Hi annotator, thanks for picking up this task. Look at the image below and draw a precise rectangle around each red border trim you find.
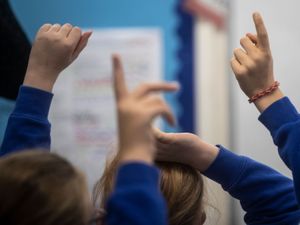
[183,0,226,29]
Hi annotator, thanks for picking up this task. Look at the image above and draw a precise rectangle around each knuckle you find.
[252,54,263,63]
[233,48,241,55]
[154,107,165,115]
[140,83,151,91]
[246,61,256,71]
[36,33,52,42]
[73,26,81,31]
[40,24,51,30]
[263,52,272,60]
[240,37,247,45]
[158,103,168,113]
[64,23,72,28]
[51,33,62,42]
[237,68,248,77]
[35,33,45,41]
[230,57,236,64]
[117,101,129,111]
[72,26,82,34]
[260,32,268,39]
[153,96,163,104]
[63,40,75,49]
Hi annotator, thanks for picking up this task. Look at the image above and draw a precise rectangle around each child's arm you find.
[258,95,300,206]
[105,55,178,225]
[24,23,92,92]
[231,12,300,205]
[0,24,92,156]
[154,130,300,224]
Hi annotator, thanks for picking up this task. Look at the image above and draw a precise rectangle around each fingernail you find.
[253,12,259,18]
[112,53,120,59]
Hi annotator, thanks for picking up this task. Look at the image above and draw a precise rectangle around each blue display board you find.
[10,0,195,132]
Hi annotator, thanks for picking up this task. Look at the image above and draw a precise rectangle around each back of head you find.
[157,162,205,225]
[94,154,205,225]
[0,150,91,225]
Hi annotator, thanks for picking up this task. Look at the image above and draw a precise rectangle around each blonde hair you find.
[94,153,205,225]
[0,150,91,225]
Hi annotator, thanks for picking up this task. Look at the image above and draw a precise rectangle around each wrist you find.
[254,88,285,113]
[191,141,219,172]
[119,147,154,165]
[23,70,58,92]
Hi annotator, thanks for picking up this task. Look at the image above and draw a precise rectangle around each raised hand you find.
[24,23,92,92]
[153,128,219,172]
[231,12,274,97]
[113,55,179,164]
[231,12,284,111]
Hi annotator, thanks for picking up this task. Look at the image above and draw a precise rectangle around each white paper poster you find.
[199,0,229,13]
[49,28,163,190]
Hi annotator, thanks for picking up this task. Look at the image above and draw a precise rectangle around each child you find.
[0,23,178,225]
[98,124,300,224]
[95,59,205,225]
[0,23,92,155]
[231,12,300,205]
[0,23,97,225]
[94,144,206,225]
[0,150,94,225]
[104,55,179,225]
[155,129,300,224]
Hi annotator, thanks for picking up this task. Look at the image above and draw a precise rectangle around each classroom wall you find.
[229,0,300,223]
[10,0,179,81]
[195,19,231,225]
[9,0,182,132]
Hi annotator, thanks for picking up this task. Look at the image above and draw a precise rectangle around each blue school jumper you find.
[259,97,300,206]
[1,86,300,225]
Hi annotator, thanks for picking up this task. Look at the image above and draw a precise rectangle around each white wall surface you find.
[195,19,231,225]
[230,0,300,223]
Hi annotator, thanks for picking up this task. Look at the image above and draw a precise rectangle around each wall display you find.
[50,29,163,189]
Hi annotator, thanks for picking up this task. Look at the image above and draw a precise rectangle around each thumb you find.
[153,127,173,144]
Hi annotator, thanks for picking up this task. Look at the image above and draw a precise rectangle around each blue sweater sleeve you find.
[106,163,167,225]
[203,146,300,225]
[0,86,53,156]
[259,97,300,204]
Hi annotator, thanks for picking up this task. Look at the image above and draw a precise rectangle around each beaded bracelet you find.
[248,81,280,103]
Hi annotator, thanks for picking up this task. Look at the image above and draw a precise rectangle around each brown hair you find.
[94,153,205,225]
[0,150,91,225]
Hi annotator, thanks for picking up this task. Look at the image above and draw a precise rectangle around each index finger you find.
[112,54,128,100]
[253,12,270,50]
